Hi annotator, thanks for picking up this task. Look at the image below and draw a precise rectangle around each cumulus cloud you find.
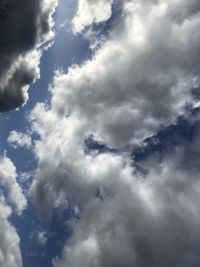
[0,155,27,215]
[0,196,23,267]
[27,0,200,266]
[8,130,32,149]
[0,0,58,112]
[72,0,114,33]
[29,107,200,267]
[0,156,27,266]
[51,0,200,147]
[53,150,200,267]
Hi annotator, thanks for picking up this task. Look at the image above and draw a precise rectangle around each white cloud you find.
[0,196,23,267]
[36,230,48,246]
[53,149,200,267]
[72,0,114,33]
[50,0,200,148]
[53,236,99,267]
[0,155,27,215]
[8,130,32,149]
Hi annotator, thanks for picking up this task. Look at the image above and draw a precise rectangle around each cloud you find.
[72,0,114,33]
[29,114,200,265]
[0,156,27,266]
[0,196,23,267]
[27,0,200,266]
[50,0,200,147]
[36,230,48,246]
[8,130,32,149]
[0,0,58,112]
[52,149,200,267]
[0,155,27,215]
[30,228,49,247]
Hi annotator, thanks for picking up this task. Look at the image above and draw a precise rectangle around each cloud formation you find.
[8,130,32,149]
[27,0,200,266]
[30,105,200,267]
[53,149,200,267]
[72,0,114,33]
[0,155,27,267]
[0,0,58,112]
[0,155,27,215]
[0,196,23,267]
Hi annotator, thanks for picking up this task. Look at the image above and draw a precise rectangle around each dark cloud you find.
[0,0,57,112]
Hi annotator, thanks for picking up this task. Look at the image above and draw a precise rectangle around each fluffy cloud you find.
[28,0,200,266]
[0,155,27,215]
[53,149,200,267]
[0,196,23,267]
[29,107,200,266]
[0,155,26,267]
[51,0,200,147]
[8,130,32,149]
[36,230,48,246]
[72,0,114,33]
[0,0,58,112]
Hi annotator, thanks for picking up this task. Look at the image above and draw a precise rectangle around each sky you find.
[1,0,200,267]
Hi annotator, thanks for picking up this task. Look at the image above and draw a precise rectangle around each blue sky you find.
[1,1,200,267]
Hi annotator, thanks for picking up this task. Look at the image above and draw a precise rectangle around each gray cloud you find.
[0,155,27,215]
[50,148,200,267]
[0,0,57,112]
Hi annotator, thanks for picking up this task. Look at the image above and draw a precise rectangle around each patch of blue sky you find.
[84,111,200,178]
[132,116,196,162]
[84,134,119,155]
[10,203,74,267]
